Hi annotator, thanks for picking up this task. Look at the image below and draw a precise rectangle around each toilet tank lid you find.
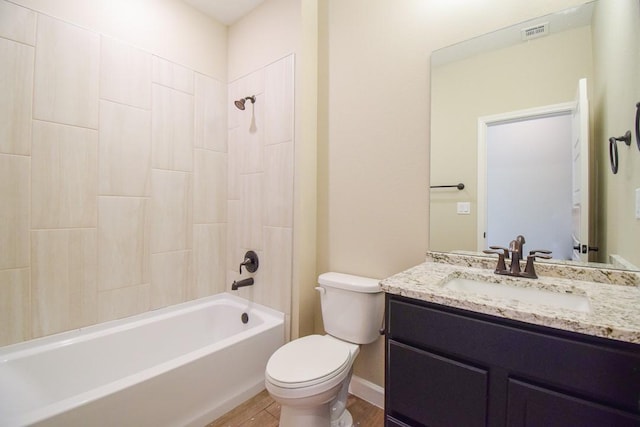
[318,272,382,293]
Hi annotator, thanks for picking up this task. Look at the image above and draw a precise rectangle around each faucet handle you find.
[239,250,259,274]
[521,251,552,279]
[483,248,508,273]
[489,246,510,259]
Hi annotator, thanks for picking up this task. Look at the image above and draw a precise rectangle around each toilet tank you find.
[317,272,384,345]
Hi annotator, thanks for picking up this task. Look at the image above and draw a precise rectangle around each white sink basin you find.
[444,277,591,313]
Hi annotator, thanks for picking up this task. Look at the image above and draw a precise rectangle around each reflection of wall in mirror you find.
[430,25,593,252]
[592,0,640,267]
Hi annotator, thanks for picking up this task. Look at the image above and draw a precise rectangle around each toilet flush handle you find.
[314,286,325,295]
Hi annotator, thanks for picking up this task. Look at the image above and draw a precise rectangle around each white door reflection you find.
[485,113,573,259]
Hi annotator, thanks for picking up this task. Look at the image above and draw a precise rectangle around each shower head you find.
[234,96,256,111]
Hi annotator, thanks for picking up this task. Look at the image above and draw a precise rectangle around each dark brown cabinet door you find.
[387,341,488,427]
[506,379,640,427]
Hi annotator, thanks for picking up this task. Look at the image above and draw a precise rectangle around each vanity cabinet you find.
[384,294,640,427]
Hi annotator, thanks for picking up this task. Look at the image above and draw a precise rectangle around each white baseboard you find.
[348,375,384,409]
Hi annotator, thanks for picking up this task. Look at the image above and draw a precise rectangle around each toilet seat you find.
[266,335,352,389]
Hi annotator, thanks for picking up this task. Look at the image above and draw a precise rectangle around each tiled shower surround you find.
[0,1,294,346]
[226,56,295,336]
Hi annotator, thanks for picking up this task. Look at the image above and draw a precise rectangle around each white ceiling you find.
[183,0,265,25]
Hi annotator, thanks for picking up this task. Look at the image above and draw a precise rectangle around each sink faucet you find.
[484,235,551,279]
[515,235,525,258]
[508,239,522,275]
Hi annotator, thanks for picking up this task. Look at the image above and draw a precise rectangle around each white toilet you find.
[265,272,384,427]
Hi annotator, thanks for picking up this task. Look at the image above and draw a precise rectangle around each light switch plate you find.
[636,188,640,219]
[457,202,471,215]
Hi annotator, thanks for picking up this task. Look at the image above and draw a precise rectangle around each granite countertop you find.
[380,252,640,344]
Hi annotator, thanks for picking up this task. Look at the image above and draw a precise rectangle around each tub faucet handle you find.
[239,250,259,274]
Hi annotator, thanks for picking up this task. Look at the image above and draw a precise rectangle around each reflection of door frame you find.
[477,102,574,252]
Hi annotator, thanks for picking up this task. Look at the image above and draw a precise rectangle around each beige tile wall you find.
[0,36,33,156]
[98,100,151,196]
[31,121,98,229]
[227,55,295,334]
[0,2,295,347]
[33,14,100,129]
[0,2,233,346]
[0,155,29,270]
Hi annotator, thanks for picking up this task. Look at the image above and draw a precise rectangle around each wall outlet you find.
[457,202,471,215]
[636,188,640,219]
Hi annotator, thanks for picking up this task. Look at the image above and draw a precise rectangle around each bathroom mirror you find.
[429,0,640,271]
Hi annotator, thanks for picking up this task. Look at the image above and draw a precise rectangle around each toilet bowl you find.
[266,335,359,427]
[265,273,384,427]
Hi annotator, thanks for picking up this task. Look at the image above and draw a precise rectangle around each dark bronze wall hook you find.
[608,131,632,174]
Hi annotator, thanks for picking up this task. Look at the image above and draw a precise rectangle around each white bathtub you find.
[0,293,284,427]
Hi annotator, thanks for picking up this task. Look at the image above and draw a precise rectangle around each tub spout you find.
[231,277,254,291]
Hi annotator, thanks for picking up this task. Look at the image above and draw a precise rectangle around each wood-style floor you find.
[207,389,384,427]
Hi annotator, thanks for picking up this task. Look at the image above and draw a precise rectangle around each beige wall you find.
[320,0,588,389]
[228,0,300,82]
[295,0,323,338]
[592,0,640,267]
[431,26,593,252]
[8,0,227,80]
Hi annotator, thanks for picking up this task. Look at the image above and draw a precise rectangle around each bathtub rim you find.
[0,292,283,360]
